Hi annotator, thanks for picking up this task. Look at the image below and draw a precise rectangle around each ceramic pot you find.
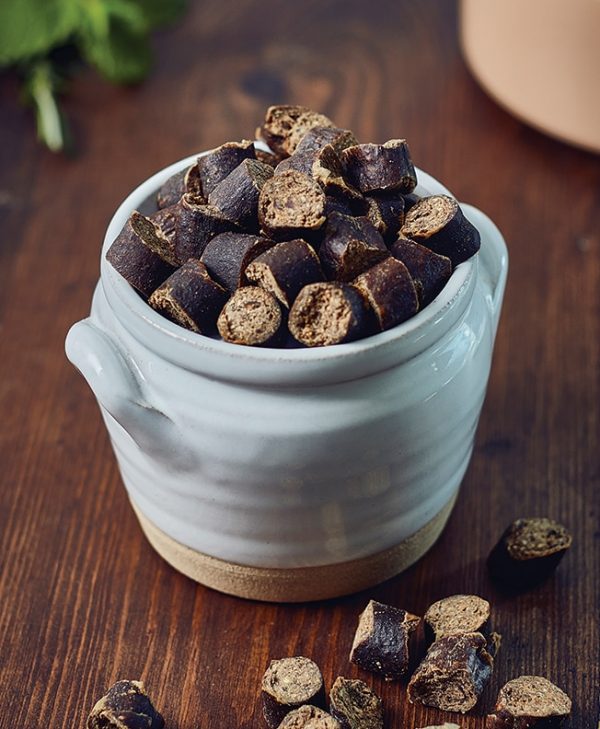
[65,151,508,601]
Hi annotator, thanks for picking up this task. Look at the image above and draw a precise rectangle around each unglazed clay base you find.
[132,496,456,602]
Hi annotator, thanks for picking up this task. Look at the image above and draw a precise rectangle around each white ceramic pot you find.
[65,151,508,601]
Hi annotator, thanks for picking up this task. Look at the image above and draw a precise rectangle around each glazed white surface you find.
[66,154,508,569]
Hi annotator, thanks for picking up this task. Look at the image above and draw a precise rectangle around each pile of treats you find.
[107,105,482,347]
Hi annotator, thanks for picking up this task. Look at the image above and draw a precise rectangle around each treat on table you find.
[329,677,383,729]
[200,232,275,292]
[390,236,452,305]
[319,212,388,282]
[278,705,341,729]
[217,286,283,346]
[149,260,228,334]
[87,679,164,729]
[208,158,274,229]
[424,594,491,642]
[261,656,325,728]
[196,139,256,196]
[258,169,327,238]
[258,105,335,158]
[485,676,572,728]
[408,632,493,713]
[340,140,417,194]
[288,282,372,347]
[487,518,572,589]
[350,599,420,680]
[157,162,203,209]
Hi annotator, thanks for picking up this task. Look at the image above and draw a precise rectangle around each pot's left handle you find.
[65,319,196,469]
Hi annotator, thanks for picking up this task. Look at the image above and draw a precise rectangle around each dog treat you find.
[401,195,481,267]
[353,257,419,331]
[424,594,491,643]
[156,163,203,208]
[295,126,358,156]
[259,105,335,157]
[258,170,326,237]
[487,518,572,589]
[245,239,324,308]
[208,159,274,229]
[329,677,383,729]
[350,599,420,680]
[486,676,572,728]
[289,282,372,346]
[390,235,452,305]
[319,213,388,281]
[278,705,341,729]
[365,194,405,240]
[106,211,177,298]
[408,632,493,713]
[261,656,325,728]
[217,286,283,346]
[275,144,353,201]
[340,140,417,194]
[87,679,164,729]
[169,194,234,263]
[149,260,228,334]
[200,232,274,292]
[196,140,256,197]
[402,192,421,212]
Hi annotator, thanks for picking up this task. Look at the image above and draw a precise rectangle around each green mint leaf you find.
[23,59,71,152]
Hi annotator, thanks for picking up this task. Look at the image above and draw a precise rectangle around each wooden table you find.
[1,1,598,726]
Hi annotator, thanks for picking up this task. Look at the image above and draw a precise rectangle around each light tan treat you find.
[259,105,335,157]
[217,286,282,346]
[424,594,491,641]
[278,705,340,729]
[486,676,572,728]
[261,657,325,728]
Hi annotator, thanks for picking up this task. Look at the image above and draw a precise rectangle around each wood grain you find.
[0,1,598,727]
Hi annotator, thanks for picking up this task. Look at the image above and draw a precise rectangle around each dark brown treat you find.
[258,170,326,237]
[148,204,178,243]
[259,105,335,158]
[340,140,417,194]
[200,232,274,292]
[390,235,452,305]
[424,594,491,643]
[401,194,481,267]
[329,677,383,729]
[156,163,203,208]
[408,632,493,713]
[486,676,572,728]
[217,286,283,346]
[255,148,279,167]
[197,140,256,196]
[353,257,419,331]
[261,656,325,729]
[245,239,324,308]
[350,599,420,681]
[148,260,228,334]
[208,159,274,229]
[274,150,316,177]
[295,126,358,156]
[289,282,372,347]
[319,213,388,282]
[106,211,177,298]
[170,193,234,263]
[402,192,421,212]
[278,705,341,729]
[87,679,164,729]
[487,518,572,590]
[365,194,405,240]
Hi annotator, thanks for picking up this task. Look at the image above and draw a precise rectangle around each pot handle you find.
[65,319,196,469]
[462,204,509,336]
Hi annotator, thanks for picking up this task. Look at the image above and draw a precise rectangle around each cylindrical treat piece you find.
[289,282,372,347]
[401,194,481,267]
[402,192,421,212]
[156,163,203,208]
[485,676,572,728]
[245,239,324,308]
[390,235,452,305]
[319,212,388,282]
[365,194,405,241]
[350,599,420,681]
[295,126,358,156]
[170,194,235,263]
[217,286,283,347]
[149,260,228,334]
[340,140,417,194]
[200,232,274,292]
[353,257,419,331]
[424,594,491,643]
[259,105,335,157]
[329,677,383,729]
[208,159,274,229]
[87,679,164,729]
[258,171,326,237]
[197,140,256,196]
[106,211,177,298]
[278,705,341,729]
[487,518,572,590]
[408,632,493,713]
[261,656,325,728]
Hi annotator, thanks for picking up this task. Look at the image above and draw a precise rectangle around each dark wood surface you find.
[1,1,598,727]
